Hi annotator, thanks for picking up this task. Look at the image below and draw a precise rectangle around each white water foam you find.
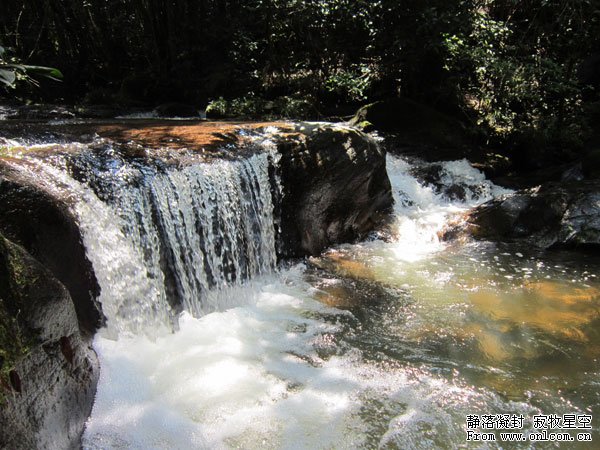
[81,152,524,449]
[83,264,542,450]
[383,155,511,262]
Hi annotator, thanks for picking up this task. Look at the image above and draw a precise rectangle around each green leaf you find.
[0,69,16,87]
[21,65,64,82]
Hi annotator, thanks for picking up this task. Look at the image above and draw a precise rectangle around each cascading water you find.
[9,140,280,335]
[7,139,598,448]
[382,156,511,261]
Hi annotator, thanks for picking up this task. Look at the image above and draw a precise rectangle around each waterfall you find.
[382,155,512,262]
[17,146,280,336]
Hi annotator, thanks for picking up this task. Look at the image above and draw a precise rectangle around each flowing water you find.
[3,131,599,448]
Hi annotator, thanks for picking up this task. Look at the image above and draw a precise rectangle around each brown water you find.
[300,153,600,447]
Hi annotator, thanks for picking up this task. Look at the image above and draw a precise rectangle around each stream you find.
[4,126,599,449]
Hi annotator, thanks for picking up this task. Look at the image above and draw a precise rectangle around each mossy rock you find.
[0,159,104,335]
[349,98,468,148]
[0,235,71,392]
[0,233,99,448]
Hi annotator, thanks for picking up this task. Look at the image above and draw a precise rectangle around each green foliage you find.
[0,46,63,89]
[443,0,599,147]
[325,65,374,101]
[206,95,316,120]
[1,0,598,151]
[0,45,63,89]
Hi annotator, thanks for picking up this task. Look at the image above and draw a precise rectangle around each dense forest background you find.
[1,0,600,156]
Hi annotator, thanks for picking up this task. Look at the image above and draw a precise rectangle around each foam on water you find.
[83,265,544,450]
[384,156,511,262]
[11,142,568,448]
[7,145,279,335]
[79,154,543,449]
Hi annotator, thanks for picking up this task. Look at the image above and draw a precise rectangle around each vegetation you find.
[0,45,63,89]
[1,1,599,153]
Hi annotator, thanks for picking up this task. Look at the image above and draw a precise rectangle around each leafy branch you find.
[0,45,63,89]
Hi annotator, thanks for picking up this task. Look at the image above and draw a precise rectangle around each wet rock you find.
[0,234,99,450]
[446,181,600,249]
[410,163,470,201]
[275,123,393,256]
[4,105,77,121]
[0,159,104,335]
[0,120,392,261]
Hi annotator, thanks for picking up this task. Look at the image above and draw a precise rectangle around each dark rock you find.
[275,123,393,256]
[75,104,124,119]
[561,162,585,182]
[445,181,600,249]
[349,98,468,149]
[154,102,199,118]
[410,163,477,202]
[0,234,99,450]
[4,105,76,121]
[582,149,600,179]
[0,159,104,335]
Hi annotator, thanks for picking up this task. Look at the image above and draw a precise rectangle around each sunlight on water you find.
[83,266,560,450]
[51,149,595,449]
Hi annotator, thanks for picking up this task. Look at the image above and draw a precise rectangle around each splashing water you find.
[7,140,598,448]
[7,142,279,336]
[384,156,511,262]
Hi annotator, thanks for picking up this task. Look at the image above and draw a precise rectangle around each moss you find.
[0,302,32,404]
[0,144,31,158]
[0,238,36,404]
[353,120,374,132]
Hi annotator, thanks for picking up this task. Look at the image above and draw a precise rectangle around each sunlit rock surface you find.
[0,119,393,259]
[448,181,600,249]
[275,123,393,256]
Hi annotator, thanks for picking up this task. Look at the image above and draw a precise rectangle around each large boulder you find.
[1,120,394,262]
[0,159,104,335]
[445,181,600,249]
[0,234,99,450]
[275,123,393,256]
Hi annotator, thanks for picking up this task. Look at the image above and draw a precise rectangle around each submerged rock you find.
[0,234,99,450]
[275,123,393,256]
[445,181,600,249]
